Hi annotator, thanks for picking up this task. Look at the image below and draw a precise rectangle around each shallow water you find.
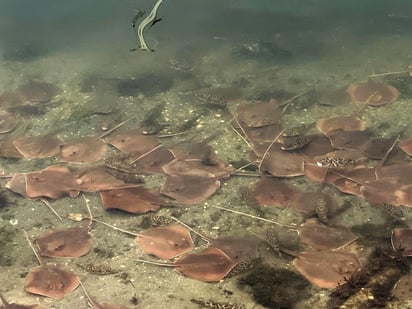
[1,1,412,308]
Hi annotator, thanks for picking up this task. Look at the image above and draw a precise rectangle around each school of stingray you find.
[1,69,412,308]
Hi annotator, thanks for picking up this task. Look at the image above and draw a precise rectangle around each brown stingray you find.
[0,111,18,134]
[399,138,412,156]
[287,249,361,289]
[298,219,357,250]
[172,217,262,262]
[316,115,366,137]
[162,158,232,179]
[391,228,412,256]
[365,136,401,160]
[138,247,237,282]
[12,135,62,159]
[235,99,281,128]
[73,166,139,192]
[170,141,218,161]
[300,134,335,159]
[25,166,79,199]
[24,263,80,299]
[5,173,29,198]
[259,143,305,177]
[169,141,231,176]
[23,230,80,299]
[106,130,159,154]
[327,129,372,152]
[57,136,107,164]
[247,177,302,208]
[290,191,341,217]
[303,162,327,183]
[0,293,46,309]
[395,184,412,207]
[347,81,399,106]
[392,275,412,302]
[35,222,93,258]
[0,139,25,158]
[332,174,368,198]
[244,124,284,146]
[16,81,61,103]
[160,174,221,205]
[331,167,401,205]
[99,187,163,214]
[135,225,194,259]
[0,91,24,108]
[130,145,175,174]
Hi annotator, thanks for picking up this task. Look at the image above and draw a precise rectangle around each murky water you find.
[1,1,412,308]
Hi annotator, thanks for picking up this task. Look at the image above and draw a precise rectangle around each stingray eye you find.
[53,243,66,252]
[372,93,382,102]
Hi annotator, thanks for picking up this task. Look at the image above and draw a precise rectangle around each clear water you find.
[1,1,412,308]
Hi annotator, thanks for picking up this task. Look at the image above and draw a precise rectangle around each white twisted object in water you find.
[137,0,164,51]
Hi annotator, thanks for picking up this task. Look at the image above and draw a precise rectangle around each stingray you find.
[0,293,46,309]
[331,168,401,205]
[16,81,61,103]
[326,129,372,152]
[391,228,412,256]
[12,135,62,159]
[35,198,93,258]
[0,111,18,134]
[259,143,305,177]
[35,223,93,258]
[212,204,357,255]
[172,217,262,262]
[5,173,30,198]
[57,136,107,164]
[365,136,401,160]
[162,158,232,179]
[235,99,282,128]
[347,81,399,106]
[399,138,412,156]
[301,134,336,159]
[130,145,175,174]
[134,225,194,259]
[243,123,284,146]
[90,218,194,260]
[246,177,302,208]
[169,140,227,168]
[160,174,221,205]
[25,166,79,199]
[25,264,80,299]
[106,130,159,154]
[316,115,366,136]
[0,91,24,108]
[283,249,361,289]
[298,219,357,250]
[99,187,163,214]
[73,166,139,192]
[395,184,412,207]
[290,191,341,218]
[137,247,237,282]
[23,231,80,299]
[304,161,347,184]
[0,139,25,158]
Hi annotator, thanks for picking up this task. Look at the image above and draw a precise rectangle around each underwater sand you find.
[1,0,412,308]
